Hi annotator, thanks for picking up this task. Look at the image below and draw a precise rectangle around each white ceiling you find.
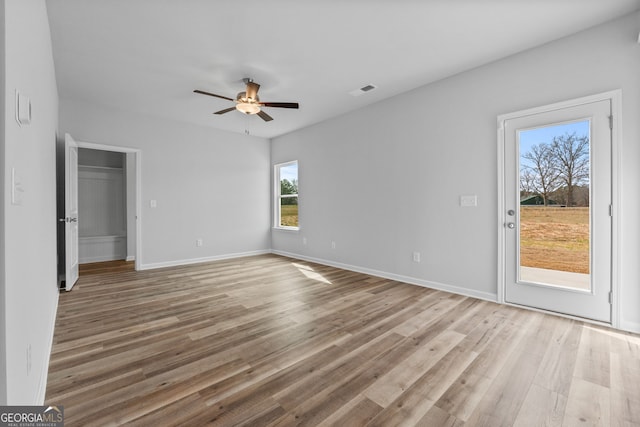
[46,0,640,139]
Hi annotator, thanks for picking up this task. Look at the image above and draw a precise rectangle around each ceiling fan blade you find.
[257,110,274,122]
[260,102,299,109]
[246,81,260,101]
[194,89,234,101]
[214,107,237,115]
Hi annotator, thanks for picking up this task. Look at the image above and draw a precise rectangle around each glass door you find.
[503,99,611,322]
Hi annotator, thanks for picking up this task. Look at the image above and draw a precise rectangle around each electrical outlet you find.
[196,238,203,247]
[331,241,336,250]
[413,252,421,263]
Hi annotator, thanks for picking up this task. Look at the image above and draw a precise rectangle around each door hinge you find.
[609,115,613,130]
[609,205,613,217]
[608,291,613,304]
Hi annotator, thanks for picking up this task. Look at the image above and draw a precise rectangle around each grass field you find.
[280,204,298,227]
[520,207,589,274]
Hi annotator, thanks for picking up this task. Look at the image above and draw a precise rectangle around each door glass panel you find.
[518,120,591,291]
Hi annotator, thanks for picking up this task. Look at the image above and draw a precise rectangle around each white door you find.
[502,99,612,322]
[65,133,79,291]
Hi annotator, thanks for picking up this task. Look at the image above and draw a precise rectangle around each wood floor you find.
[79,259,136,276]
[46,254,640,426]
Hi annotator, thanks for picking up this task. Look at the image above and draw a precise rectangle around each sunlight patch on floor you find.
[292,262,332,284]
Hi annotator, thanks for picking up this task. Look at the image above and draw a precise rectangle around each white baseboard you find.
[37,290,59,404]
[138,249,271,271]
[271,250,498,303]
[619,319,640,334]
[125,256,135,262]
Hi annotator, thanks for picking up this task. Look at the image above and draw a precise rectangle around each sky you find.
[280,162,298,182]
[519,120,590,169]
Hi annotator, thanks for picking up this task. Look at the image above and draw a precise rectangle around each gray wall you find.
[59,100,272,268]
[2,0,59,404]
[271,12,640,331]
[0,0,7,405]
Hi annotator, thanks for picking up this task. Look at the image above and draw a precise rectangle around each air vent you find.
[348,84,378,97]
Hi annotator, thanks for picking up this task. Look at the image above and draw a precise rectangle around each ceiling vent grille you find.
[348,84,378,97]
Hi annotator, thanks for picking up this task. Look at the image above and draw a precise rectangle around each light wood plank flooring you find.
[46,254,640,426]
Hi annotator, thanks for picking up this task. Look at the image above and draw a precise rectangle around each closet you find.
[77,148,127,263]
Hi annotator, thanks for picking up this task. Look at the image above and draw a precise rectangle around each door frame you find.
[497,90,621,328]
[72,138,143,271]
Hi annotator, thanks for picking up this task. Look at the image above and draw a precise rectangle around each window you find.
[275,161,298,229]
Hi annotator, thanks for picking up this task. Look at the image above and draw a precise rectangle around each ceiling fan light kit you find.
[194,78,299,122]
[236,103,260,114]
[235,100,261,115]
[235,87,261,115]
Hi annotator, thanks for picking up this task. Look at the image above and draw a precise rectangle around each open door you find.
[64,133,79,290]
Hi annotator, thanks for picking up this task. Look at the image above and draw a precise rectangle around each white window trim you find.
[274,160,299,231]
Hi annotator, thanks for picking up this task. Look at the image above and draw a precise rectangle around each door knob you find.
[507,222,515,229]
[507,209,515,216]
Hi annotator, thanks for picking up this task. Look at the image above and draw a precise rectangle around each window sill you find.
[273,226,300,232]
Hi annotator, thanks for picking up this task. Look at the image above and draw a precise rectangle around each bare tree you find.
[521,142,561,206]
[520,169,536,198]
[551,132,590,207]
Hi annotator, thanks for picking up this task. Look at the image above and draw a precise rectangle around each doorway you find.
[77,148,128,265]
[58,136,142,290]
[498,92,619,323]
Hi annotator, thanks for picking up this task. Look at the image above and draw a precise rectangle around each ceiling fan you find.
[194,78,299,122]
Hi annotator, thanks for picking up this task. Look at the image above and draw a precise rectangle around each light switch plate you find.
[16,91,31,126]
[11,168,24,205]
[460,195,477,207]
